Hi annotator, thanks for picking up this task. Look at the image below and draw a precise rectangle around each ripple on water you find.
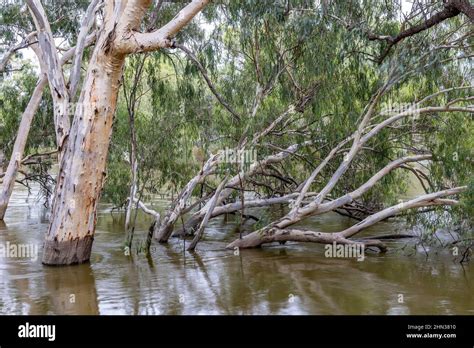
[1,182,473,314]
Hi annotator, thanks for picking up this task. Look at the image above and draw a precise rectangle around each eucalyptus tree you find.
[141,0,473,253]
[1,0,472,266]
[17,0,209,265]
[0,1,93,218]
[223,0,474,250]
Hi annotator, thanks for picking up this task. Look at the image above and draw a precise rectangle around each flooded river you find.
[0,183,472,315]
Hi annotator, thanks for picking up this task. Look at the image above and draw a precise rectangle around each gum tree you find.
[1,0,472,265]
[23,0,210,265]
[0,1,96,219]
[141,0,473,253]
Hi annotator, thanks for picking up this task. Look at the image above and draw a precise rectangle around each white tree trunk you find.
[42,0,210,265]
[0,77,47,220]
[42,44,126,264]
[0,33,96,221]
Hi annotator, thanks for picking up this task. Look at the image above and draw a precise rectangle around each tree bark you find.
[155,153,219,242]
[43,38,126,265]
[42,0,209,265]
[124,120,138,234]
[0,77,46,220]
[0,32,37,73]
[26,0,71,154]
[0,34,96,221]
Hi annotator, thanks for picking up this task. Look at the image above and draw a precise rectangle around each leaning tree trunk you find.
[0,33,94,221]
[42,45,125,265]
[0,77,47,220]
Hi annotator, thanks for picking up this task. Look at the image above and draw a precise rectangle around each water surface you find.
[0,183,472,315]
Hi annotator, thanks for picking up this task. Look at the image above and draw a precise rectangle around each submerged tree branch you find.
[187,176,228,251]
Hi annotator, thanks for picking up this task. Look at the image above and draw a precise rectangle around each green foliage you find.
[1,0,472,237]
[100,1,473,236]
[0,63,55,157]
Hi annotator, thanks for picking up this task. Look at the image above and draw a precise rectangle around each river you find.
[0,182,472,315]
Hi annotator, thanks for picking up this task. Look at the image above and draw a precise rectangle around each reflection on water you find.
[0,183,472,315]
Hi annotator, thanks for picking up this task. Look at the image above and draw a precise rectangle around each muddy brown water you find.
[0,183,472,314]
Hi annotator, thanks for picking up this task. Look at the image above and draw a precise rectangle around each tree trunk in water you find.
[124,123,138,234]
[42,46,125,265]
[40,0,210,265]
[0,32,96,221]
[0,76,47,220]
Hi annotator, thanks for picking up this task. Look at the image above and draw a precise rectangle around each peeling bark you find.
[0,35,96,221]
[43,45,126,265]
[26,0,71,154]
[42,0,209,265]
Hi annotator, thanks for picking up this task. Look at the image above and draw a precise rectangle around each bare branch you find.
[68,0,102,100]
[26,0,70,152]
[367,0,473,62]
[187,176,228,251]
[341,187,466,238]
[155,152,220,242]
[0,32,37,73]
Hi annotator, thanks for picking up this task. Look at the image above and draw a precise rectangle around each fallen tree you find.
[143,0,473,252]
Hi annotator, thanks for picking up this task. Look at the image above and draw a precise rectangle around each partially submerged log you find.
[226,188,464,251]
